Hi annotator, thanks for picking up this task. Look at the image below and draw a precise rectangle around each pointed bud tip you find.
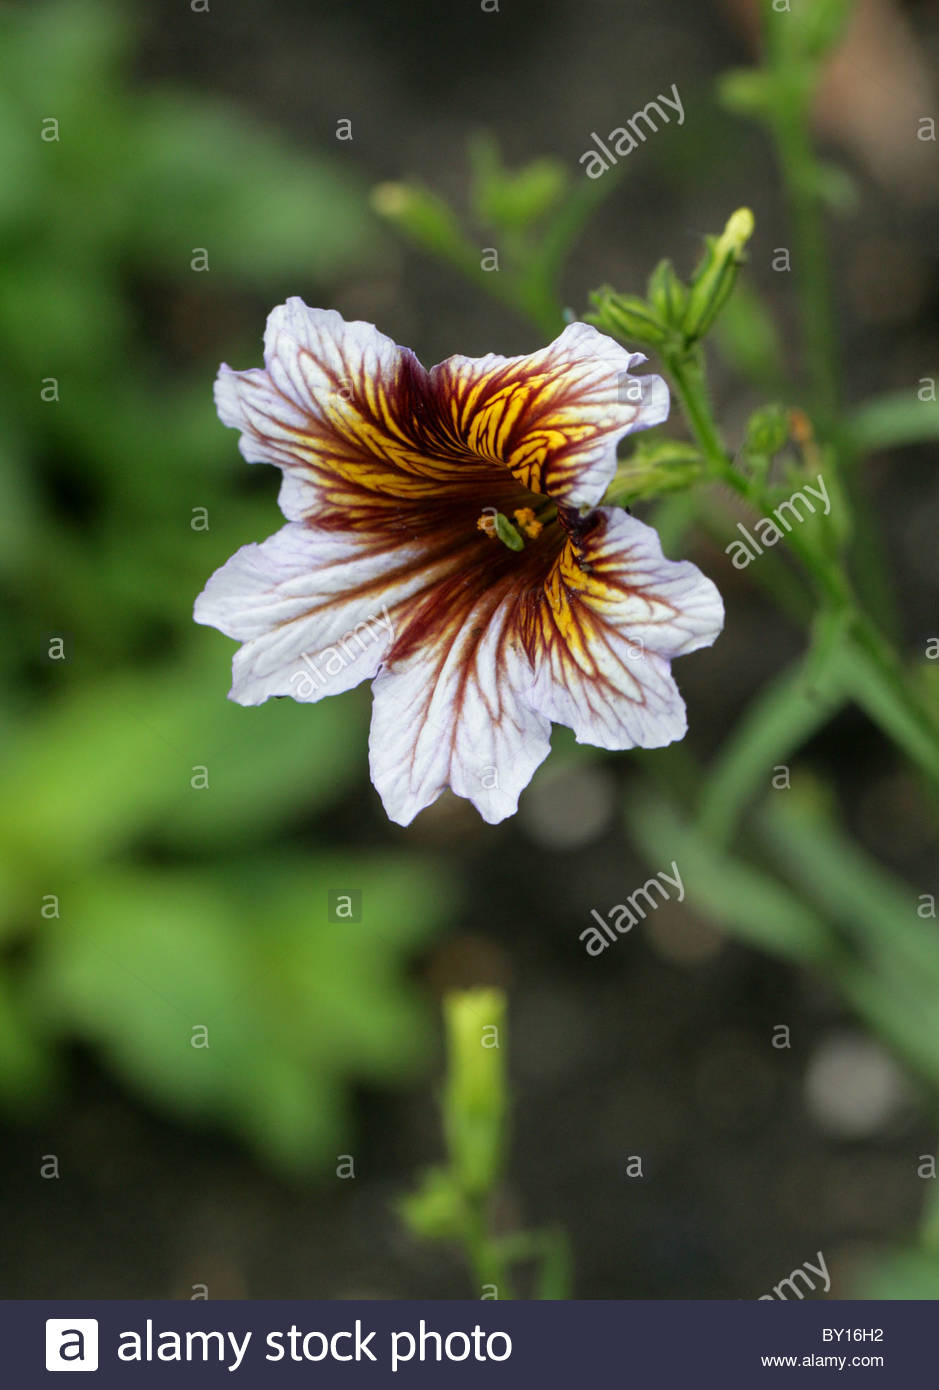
[724,207,755,250]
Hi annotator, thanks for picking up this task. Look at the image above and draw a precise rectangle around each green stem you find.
[763,7,840,424]
[491,1228,572,1299]
[672,343,847,604]
[462,1198,513,1299]
[668,351,729,473]
[668,345,939,787]
[671,347,841,608]
[761,7,901,637]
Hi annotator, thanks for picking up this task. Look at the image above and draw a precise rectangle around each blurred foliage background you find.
[1,0,938,1299]
[0,0,449,1183]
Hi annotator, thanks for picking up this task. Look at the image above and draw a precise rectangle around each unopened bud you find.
[745,403,788,459]
[683,207,755,342]
[588,289,670,349]
[371,182,468,261]
[604,440,704,505]
[443,988,507,1199]
[646,259,688,330]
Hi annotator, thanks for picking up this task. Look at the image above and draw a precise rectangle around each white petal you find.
[194,523,447,706]
[368,595,552,826]
[261,300,414,440]
[573,508,726,657]
[430,320,669,509]
[213,299,429,498]
[523,507,724,750]
[527,641,689,750]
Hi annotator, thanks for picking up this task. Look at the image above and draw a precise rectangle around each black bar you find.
[16,1298,924,1386]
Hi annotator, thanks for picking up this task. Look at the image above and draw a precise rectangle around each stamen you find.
[513,507,543,539]
[477,509,525,551]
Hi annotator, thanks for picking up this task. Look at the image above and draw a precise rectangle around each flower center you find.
[476,506,547,551]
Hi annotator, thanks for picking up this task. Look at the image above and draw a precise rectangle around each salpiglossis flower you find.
[195,299,724,825]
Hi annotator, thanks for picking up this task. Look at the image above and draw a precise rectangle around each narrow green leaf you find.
[839,640,939,785]
[699,658,846,845]
[853,1250,939,1301]
[626,794,837,966]
[759,785,939,990]
[849,389,939,452]
[533,1228,574,1301]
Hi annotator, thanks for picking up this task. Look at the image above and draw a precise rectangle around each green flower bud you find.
[745,403,789,459]
[587,289,670,349]
[372,182,470,262]
[646,259,688,330]
[716,68,774,120]
[683,207,755,342]
[604,440,704,505]
[443,988,507,1199]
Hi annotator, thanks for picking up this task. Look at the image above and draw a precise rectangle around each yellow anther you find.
[513,507,543,539]
[477,509,525,551]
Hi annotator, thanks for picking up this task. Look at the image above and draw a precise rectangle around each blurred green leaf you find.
[758,785,939,1086]
[713,282,787,392]
[469,135,569,233]
[373,182,480,273]
[377,136,613,339]
[0,649,367,888]
[0,967,55,1109]
[853,1249,939,1300]
[31,856,449,1175]
[699,652,847,846]
[760,781,939,989]
[626,792,836,966]
[127,96,378,281]
[400,1166,468,1242]
[0,0,449,1178]
[814,161,859,213]
[758,784,939,1090]
[796,0,857,61]
[839,640,939,787]
[631,786,939,1090]
[849,389,939,452]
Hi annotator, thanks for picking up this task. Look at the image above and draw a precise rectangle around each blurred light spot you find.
[804,1033,911,1138]
[520,762,617,849]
